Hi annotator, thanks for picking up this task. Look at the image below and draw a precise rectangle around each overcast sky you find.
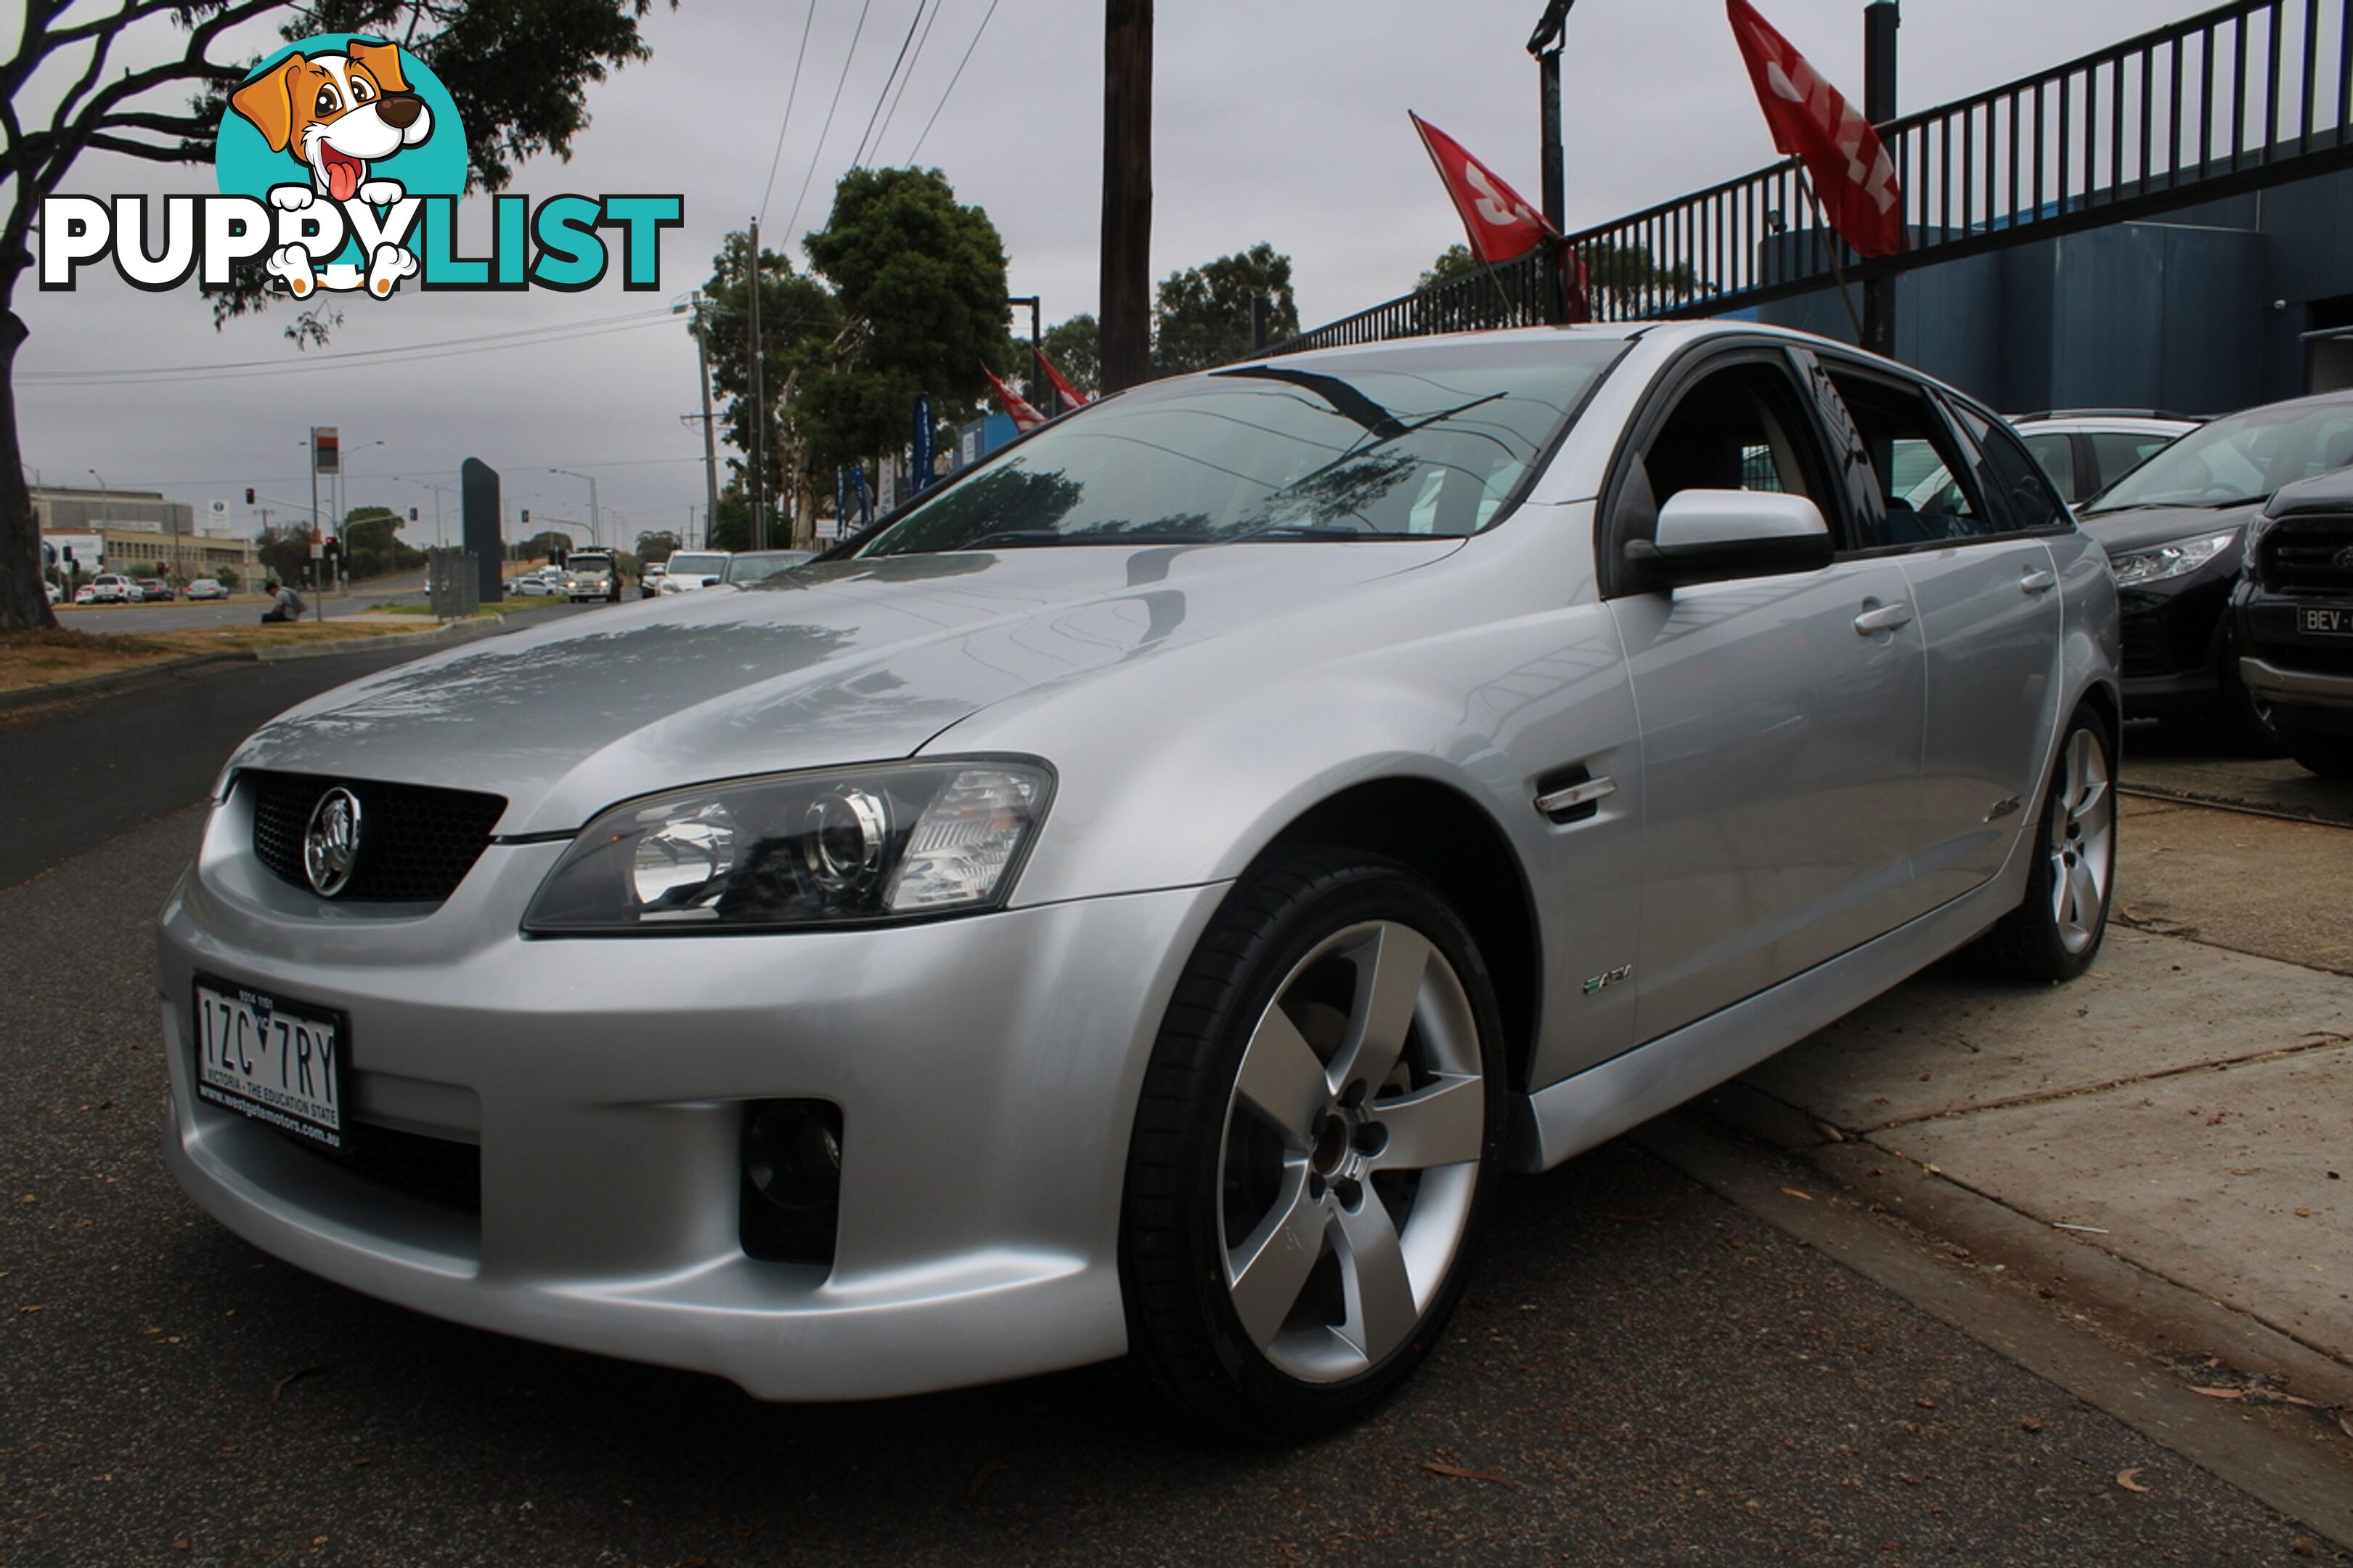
[17,0,2176,547]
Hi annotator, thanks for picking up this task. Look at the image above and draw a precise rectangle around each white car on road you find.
[657,550,731,593]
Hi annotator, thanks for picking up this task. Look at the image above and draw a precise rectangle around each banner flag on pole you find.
[1408,113,1555,267]
[983,365,1047,431]
[1725,0,1903,259]
[1035,349,1091,413]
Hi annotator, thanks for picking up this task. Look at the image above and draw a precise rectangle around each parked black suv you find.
[2077,389,2353,748]
[2236,467,2353,780]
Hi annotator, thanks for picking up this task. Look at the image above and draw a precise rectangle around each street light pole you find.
[549,468,599,547]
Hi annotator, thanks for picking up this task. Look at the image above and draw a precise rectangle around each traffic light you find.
[521,508,530,524]
[244,487,255,505]
[408,507,419,521]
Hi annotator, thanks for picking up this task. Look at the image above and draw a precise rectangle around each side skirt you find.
[1509,859,2025,1175]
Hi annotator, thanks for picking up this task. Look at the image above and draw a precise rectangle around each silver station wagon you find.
[161,322,2119,1437]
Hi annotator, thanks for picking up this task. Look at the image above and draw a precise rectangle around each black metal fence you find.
[1273,0,2353,352]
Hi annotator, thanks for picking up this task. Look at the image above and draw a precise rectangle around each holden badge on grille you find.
[303,787,364,897]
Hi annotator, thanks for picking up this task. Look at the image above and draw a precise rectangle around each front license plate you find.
[192,978,346,1151]
[2300,606,2352,635]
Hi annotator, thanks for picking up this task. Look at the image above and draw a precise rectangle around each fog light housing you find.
[739,1099,842,1266]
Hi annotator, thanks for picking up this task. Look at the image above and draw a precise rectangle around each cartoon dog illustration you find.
[229,39,432,299]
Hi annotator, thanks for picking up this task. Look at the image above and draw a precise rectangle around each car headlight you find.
[523,759,1053,934]
[2109,529,2239,586]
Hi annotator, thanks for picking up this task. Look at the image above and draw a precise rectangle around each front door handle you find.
[1854,601,1913,635]
[2020,568,2058,594]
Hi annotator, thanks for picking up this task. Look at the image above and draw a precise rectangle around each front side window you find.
[856,340,1622,555]
[1827,372,1997,548]
[1614,360,1827,548]
[2087,430,2181,490]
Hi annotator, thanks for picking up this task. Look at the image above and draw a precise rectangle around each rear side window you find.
[1953,406,2071,532]
[2020,432,2078,501]
[1825,372,1999,548]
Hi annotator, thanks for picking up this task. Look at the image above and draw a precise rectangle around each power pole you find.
[1861,0,1899,358]
[1099,0,1153,391]
[747,218,768,550]
[1529,0,1575,324]
[692,295,722,532]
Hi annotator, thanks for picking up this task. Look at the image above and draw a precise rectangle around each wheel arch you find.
[1243,776,1544,1095]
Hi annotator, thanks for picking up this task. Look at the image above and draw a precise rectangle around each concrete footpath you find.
[1713,792,2353,1433]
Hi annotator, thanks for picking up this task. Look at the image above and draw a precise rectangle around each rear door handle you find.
[2020,569,2058,595]
[1854,601,1913,635]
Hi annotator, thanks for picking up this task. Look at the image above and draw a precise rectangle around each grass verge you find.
[0,621,436,694]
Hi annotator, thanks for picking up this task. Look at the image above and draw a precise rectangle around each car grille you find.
[247,771,506,904]
[288,1122,481,1214]
[2258,513,2353,596]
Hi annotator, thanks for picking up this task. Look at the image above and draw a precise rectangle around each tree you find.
[1037,314,1100,402]
[1,0,677,634]
[1152,242,1300,375]
[1583,240,1707,317]
[634,529,680,563]
[798,167,1014,481]
[518,529,576,562]
[1417,244,1483,291]
[698,230,842,547]
[340,504,423,579]
[216,565,240,590]
[256,523,312,587]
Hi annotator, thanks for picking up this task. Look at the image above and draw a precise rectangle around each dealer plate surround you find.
[192,976,346,1151]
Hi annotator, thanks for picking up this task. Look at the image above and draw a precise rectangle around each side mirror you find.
[1624,489,1834,589]
[701,576,722,588]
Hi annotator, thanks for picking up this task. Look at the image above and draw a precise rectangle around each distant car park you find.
[2012,410,2201,507]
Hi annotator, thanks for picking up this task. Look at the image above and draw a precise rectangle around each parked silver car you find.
[159,322,2118,1436]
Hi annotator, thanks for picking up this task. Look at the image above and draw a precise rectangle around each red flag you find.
[983,365,1045,431]
[1409,112,1556,266]
[1035,348,1090,413]
[1726,0,1903,259]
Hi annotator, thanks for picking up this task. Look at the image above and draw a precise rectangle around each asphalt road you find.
[0,654,2340,1567]
[0,607,598,894]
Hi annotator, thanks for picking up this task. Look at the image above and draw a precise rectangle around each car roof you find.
[2013,415,2199,436]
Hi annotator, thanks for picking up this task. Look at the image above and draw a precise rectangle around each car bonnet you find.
[223,539,1463,835]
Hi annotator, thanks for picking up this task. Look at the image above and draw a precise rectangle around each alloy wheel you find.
[2047,727,2115,955]
[1216,919,1485,1383]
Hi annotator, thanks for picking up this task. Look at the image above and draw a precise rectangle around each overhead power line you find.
[756,0,820,226]
[851,0,932,170]
[24,312,681,387]
[781,0,877,248]
[906,0,1003,166]
[873,0,950,163]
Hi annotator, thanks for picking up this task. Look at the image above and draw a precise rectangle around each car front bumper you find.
[158,796,1228,1400]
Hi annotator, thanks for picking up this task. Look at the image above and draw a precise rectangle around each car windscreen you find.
[2084,401,2353,513]
[725,552,813,583]
[567,555,612,570]
[666,554,727,579]
[855,340,1623,555]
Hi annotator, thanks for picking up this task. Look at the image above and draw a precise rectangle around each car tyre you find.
[1977,709,2117,982]
[2278,730,2353,781]
[1119,849,1506,1440]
